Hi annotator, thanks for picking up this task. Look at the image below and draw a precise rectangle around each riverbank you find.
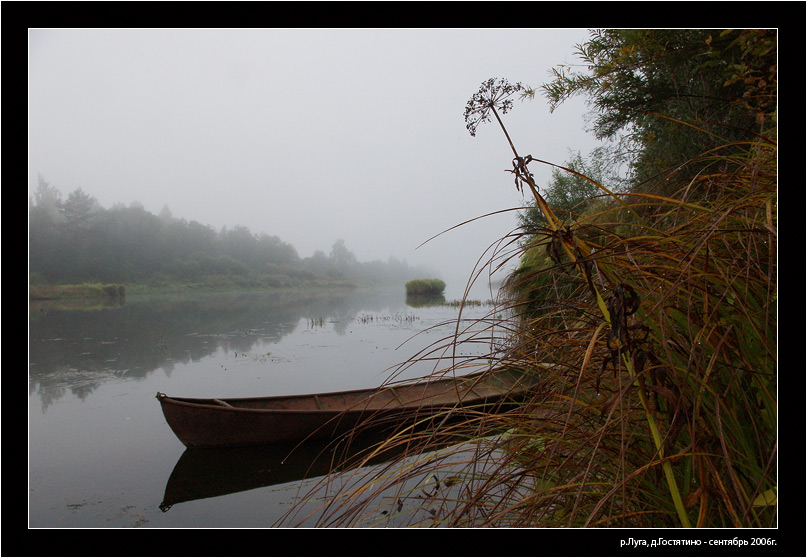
[29,278,360,301]
[29,283,126,301]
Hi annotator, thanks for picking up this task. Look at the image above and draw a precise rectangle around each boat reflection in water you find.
[159,431,429,512]
[158,369,542,514]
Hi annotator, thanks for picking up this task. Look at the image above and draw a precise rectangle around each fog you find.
[28,28,600,299]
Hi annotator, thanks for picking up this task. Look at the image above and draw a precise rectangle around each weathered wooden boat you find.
[156,368,537,448]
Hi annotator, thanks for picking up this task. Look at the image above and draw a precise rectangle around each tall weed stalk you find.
[290,80,776,528]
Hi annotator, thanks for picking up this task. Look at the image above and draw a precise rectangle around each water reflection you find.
[160,431,407,512]
[28,288,410,409]
[29,287,503,527]
[405,293,446,307]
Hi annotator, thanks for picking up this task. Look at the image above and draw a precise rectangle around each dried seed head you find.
[464,78,524,136]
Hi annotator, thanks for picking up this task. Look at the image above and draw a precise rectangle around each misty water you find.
[28,287,503,527]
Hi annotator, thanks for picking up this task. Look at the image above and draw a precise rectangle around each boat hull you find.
[158,396,402,448]
[157,369,536,448]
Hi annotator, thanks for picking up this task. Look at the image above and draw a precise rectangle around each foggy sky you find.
[28,28,601,299]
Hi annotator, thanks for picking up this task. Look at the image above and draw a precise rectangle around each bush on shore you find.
[405,279,446,296]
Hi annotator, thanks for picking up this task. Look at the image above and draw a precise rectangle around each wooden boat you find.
[156,368,537,448]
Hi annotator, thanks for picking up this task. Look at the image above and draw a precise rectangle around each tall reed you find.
[286,79,776,529]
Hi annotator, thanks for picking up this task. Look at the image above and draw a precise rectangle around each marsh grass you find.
[287,84,776,528]
[491,134,777,528]
[29,282,126,301]
[405,279,446,296]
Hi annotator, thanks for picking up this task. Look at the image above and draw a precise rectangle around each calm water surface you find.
[28,288,500,527]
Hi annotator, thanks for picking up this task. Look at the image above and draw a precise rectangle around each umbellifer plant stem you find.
[490,105,692,528]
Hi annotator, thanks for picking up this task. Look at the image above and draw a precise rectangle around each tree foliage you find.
[540,29,777,185]
[28,184,435,288]
[519,149,610,232]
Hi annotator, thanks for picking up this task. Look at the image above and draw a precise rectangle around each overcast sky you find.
[28,28,601,299]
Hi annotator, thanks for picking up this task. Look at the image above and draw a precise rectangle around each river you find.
[28,286,505,528]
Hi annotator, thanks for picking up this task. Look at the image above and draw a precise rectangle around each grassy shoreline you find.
[29,283,127,301]
[29,278,362,300]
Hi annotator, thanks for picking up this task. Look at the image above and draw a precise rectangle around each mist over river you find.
[28,287,504,527]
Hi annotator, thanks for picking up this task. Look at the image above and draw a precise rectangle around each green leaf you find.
[752,487,776,507]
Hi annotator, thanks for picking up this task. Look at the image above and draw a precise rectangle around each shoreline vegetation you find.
[299,29,777,529]
[28,279,357,302]
[29,278,494,309]
[29,182,439,300]
[404,279,446,296]
[405,279,447,307]
[29,282,127,301]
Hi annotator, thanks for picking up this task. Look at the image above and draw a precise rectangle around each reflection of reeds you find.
[295,88,776,527]
[405,293,445,308]
[441,299,492,308]
[355,312,419,325]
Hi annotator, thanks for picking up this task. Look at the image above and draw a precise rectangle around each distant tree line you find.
[28,176,438,288]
